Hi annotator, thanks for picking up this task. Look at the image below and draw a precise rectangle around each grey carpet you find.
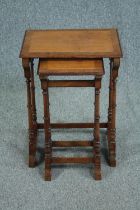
[0,0,140,209]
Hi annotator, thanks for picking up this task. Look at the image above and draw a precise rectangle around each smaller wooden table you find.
[38,58,104,181]
[19,29,122,178]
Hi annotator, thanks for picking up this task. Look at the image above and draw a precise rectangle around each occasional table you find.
[38,58,104,180]
[19,29,122,171]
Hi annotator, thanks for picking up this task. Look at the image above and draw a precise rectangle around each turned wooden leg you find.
[107,58,120,167]
[22,58,37,167]
[30,59,37,129]
[30,59,38,162]
[41,78,52,181]
[94,76,102,180]
[107,60,113,166]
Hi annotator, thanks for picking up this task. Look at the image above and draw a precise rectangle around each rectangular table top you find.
[38,59,104,76]
[19,29,122,59]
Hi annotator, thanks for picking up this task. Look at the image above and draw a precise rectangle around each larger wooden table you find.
[19,29,122,169]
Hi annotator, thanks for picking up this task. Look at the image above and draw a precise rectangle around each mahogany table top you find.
[19,29,122,59]
[38,59,104,76]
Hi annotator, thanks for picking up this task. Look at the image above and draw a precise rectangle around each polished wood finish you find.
[30,59,37,127]
[94,77,102,180]
[19,29,122,58]
[52,157,93,164]
[37,122,108,129]
[107,58,120,166]
[52,140,93,147]
[30,59,38,164]
[38,59,104,75]
[20,28,122,181]
[39,59,103,181]
[47,80,95,87]
[22,58,37,167]
[41,79,52,181]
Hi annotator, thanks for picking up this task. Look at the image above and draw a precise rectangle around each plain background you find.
[0,0,140,210]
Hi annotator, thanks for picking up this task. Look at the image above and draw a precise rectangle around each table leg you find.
[107,58,120,167]
[94,76,102,180]
[22,58,37,167]
[30,59,38,159]
[41,78,52,181]
[30,59,37,130]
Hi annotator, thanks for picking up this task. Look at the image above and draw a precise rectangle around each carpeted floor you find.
[0,0,140,209]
